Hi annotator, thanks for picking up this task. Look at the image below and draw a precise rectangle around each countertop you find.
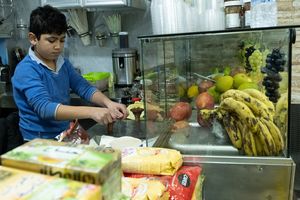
[87,118,171,147]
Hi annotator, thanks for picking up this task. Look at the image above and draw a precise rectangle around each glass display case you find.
[139,26,298,200]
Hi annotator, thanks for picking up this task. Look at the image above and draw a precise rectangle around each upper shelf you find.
[41,0,148,10]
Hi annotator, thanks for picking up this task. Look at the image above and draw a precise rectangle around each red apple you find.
[169,102,192,121]
[195,92,215,110]
[198,80,214,93]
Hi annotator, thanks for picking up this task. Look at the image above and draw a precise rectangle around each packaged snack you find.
[56,119,90,144]
[0,166,101,200]
[0,139,121,200]
[192,174,205,200]
[122,147,183,176]
[125,166,203,200]
[122,177,169,200]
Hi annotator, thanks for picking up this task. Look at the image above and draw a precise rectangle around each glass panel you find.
[140,27,292,157]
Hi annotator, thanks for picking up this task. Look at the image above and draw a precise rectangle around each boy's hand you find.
[106,101,129,120]
[91,107,114,125]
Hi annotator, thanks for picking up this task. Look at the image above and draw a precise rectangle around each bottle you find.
[119,32,129,49]
[251,0,277,28]
[243,0,251,28]
[224,1,242,29]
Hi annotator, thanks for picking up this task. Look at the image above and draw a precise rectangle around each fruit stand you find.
[138,26,298,199]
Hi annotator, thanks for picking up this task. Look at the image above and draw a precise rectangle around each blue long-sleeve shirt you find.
[12,47,97,140]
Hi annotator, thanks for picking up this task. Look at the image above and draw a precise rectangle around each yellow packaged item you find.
[122,147,183,175]
[0,139,121,200]
[0,166,101,200]
[122,177,169,200]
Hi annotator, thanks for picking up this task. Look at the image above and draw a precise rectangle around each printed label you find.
[226,13,240,28]
[245,10,251,26]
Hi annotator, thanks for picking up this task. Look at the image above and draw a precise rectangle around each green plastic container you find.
[83,72,110,91]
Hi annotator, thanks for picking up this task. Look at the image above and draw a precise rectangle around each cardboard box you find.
[0,166,101,200]
[0,139,121,200]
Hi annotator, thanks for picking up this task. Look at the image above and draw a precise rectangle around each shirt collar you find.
[28,46,64,73]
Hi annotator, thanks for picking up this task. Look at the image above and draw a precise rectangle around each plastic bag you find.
[56,119,90,144]
[124,166,202,200]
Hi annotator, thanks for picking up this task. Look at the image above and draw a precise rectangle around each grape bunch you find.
[244,45,256,72]
[261,48,286,103]
[243,45,264,73]
[248,49,263,72]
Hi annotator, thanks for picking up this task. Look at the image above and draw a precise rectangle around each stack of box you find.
[0,139,122,200]
[0,166,101,199]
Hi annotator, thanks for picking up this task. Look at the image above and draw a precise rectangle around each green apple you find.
[233,73,252,89]
[215,75,233,93]
[207,86,221,103]
[238,82,259,90]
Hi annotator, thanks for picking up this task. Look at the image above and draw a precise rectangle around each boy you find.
[12,5,128,141]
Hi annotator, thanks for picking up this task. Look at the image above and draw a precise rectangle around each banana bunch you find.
[217,89,284,156]
[274,92,288,143]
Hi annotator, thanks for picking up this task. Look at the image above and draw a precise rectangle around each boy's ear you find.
[28,32,38,45]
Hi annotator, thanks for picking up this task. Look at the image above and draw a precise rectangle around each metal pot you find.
[112,48,138,86]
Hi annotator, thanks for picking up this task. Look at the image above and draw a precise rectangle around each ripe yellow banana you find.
[221,89,272,120]
[254,134,264,156]
[260,117,284,155]
[274,92,288,140]
[222,114,242,149]
[256,120,276,156]
[198,109,217,120]
[275,92,288,113]
[237,122,257,156]
[220,97,258,132]
[215,107,227,120]
[242,88,275,116]
[276,111,287,142]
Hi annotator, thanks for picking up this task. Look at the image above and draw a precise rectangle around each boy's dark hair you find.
[29,5,67,40]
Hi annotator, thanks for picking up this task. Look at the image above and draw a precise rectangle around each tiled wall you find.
[277,0,300,103]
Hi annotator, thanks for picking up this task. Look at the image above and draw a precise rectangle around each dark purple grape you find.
[266,63,272,69]
[269,96,278,103]
[266,85,280,91]
[261,67,267,74]
[263,48,286,103]
[245,46,256,72]
[265,91,273,97]
[275,59,284,65]
[262,79,273,87]
[275,65,284,72]
[262,79,279,88]
[267,71,282,81]
[266,90,279,98]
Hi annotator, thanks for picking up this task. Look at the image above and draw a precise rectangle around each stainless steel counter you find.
[183,155,295,200]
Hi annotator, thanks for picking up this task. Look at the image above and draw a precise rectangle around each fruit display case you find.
[138,26,299,200]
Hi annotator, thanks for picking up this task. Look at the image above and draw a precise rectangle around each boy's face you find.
[29,32,66,62]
